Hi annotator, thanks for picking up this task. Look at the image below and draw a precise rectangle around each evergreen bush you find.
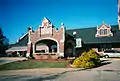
[72,49,101,68]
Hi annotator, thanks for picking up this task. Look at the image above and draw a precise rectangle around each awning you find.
[36,45,48,50]
[6,46,27,53]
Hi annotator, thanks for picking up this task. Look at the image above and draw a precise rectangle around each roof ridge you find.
[66,24,118,31]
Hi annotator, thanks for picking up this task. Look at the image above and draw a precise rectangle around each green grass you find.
[0,60,69,70]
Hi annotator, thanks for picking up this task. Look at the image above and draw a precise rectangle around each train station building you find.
[6,17,120,59]
[6,2,120,59]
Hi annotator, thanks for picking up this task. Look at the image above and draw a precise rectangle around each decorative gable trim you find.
[41,17,52,28]
[97,24,110,29]
[95,22,113,37]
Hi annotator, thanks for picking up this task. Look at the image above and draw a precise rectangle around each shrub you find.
[72,49,101,68]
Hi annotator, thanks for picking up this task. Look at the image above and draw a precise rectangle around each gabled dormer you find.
[95,22,113,37]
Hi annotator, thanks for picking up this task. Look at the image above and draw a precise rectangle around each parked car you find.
[103,50,120,58]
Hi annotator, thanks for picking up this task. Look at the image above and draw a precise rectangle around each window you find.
[100,29,104,35]
[104,29,107,34]
[104,50,115,53]
[100,29,108,35]
[115,50,120,53]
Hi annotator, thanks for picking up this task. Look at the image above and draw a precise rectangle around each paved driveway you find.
[0,58,120,81]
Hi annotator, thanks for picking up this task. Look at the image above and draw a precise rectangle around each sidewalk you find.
[0,68,83,76]
[0,57,28,65]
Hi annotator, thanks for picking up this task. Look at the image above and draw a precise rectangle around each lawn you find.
[0,60,69,70]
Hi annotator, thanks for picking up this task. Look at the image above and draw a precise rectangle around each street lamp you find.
[73,31,77,58]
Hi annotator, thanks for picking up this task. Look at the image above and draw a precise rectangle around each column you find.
[33,44,35,54]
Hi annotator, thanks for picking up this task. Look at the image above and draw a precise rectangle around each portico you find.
[26,18,65,59]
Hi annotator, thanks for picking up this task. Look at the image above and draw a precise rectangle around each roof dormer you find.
[95,22,113,37]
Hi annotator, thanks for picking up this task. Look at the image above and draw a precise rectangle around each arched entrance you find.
[65,41,75,57]
[35,39,58,53]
